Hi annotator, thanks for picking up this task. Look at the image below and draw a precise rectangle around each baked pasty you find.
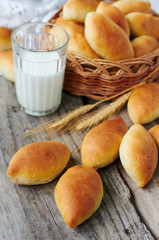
[63,0,101,23]
[119,124,158,187]
[149,125,159,151]
[96,1,130,36]
[128,83,159,124]
[0,27,12,51]
[81,117,127,169]
[113,0,151,15]
[126,12,159,40]
[54,165,103,228]
[0,50,14,82]
[131,35,159,57]
[85,12,134,60]
[7,141,70,185]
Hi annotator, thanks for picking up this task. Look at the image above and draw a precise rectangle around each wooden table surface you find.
[0,75,159,240]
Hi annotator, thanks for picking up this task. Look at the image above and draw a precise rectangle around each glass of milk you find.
[11,22,69,116]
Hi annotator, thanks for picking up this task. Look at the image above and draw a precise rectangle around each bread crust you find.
[113,0,151,15]
[119,124,158,187]
[126,12,159,40]
[0,27,12,51]
[128,83,159,124]
[96,1,130,36]
[63,0,101,23]
[81,117,127,169]
[7,141,70,185]
[0,50,14,82]
[131,35,159,57]
[149,125,159,151]
[54,165,103,228]
[85,12,134,60]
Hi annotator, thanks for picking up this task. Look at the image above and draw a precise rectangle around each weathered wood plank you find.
[0,76,155,240]
[118,106,159,239]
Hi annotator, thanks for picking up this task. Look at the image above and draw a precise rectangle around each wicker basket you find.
[48,8,159,100]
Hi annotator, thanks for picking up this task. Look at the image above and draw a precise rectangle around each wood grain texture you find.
[0,76,156,240]
[119,106,159,239]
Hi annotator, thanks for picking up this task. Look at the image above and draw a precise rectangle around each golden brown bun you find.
[96,1,130,36]
[0,50,14,82]
[54,16,84,34]
[0,27,12,51]
[113,0,151,15]
[49,17,100,59]
[7,141,70,185]
[54,165,103,228]
[126,12,159,40]
[85,12,134,60]
[131,35,159,57]
[81,117,127,169]
[119,124,158,187]
[63,0,101,23]
[128,83,159,124]
[149,125,159,151]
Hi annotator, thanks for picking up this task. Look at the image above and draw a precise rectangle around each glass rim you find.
[11,22,69,53]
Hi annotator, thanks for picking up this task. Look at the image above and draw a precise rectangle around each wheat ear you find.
[75,91,131,130]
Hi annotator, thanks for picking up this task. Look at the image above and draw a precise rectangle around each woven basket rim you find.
[67,48,159,65]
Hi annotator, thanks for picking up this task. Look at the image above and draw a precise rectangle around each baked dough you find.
[81,117,127,169]
[0,50,14,82]
[96,1,130,36]
[85,12,134,60]
[119,124,158,187]
[63,0,101,23]
[131,35,159,57]
[7,141,70,185]
[49,17,100,58]
[127,83,159,124]
[126,13,159,40]
[113,0,151,15]
[149,125,159,151]
[54,165,103,228]
[0,27,12,51]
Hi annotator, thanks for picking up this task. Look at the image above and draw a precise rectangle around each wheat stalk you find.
[75,91,131,130]
[44,91,131,137]
[40,92,130,137]
[24,101,102,136]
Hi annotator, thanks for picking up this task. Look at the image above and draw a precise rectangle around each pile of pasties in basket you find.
[48,0,159,60]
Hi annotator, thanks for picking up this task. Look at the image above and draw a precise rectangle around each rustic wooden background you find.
[0,75,159,240]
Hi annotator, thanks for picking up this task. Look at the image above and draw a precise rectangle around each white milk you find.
[14,50,66,116]
[12,23,69,116]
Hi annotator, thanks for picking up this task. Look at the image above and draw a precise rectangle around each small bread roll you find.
[113,0,151,15]
[81,117,127,169]
[49,17,100,59]
[119,124,158,187]
[96,1,130,36]
[0,50,14,82]
[63,0,101,23]
[54,165,103,228]
[0,27,12,51]
[7,141,70,185]
[149,125,159,151]
[128,83,159,124]
[131,35,159,57]
[126,12,159,40]
[85,12,134,60]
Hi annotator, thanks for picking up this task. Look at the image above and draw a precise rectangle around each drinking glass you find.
[11,22,69,116]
